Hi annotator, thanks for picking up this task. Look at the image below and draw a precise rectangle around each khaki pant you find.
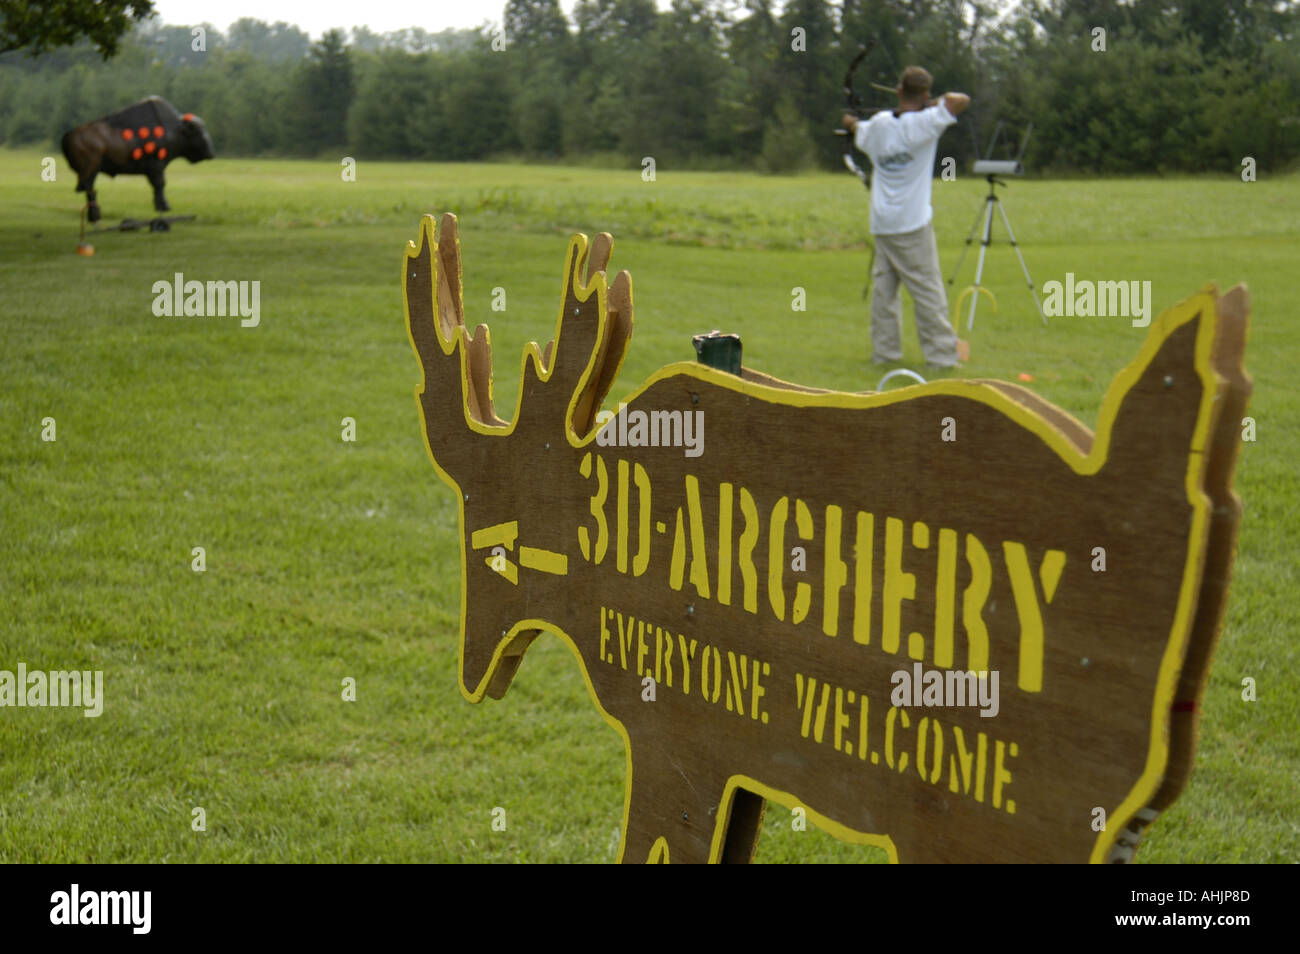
[870,222,959,367]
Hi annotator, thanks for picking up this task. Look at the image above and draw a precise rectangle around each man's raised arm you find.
[934,92,970,116]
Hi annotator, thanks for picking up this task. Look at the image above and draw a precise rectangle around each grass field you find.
[1,146,1297,862]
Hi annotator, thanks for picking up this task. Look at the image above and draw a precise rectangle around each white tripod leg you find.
[968,197,996,330]
[995,200,1047,325]
[949,199,990,287]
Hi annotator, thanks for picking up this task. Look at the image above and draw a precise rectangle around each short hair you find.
[899,66,933,101]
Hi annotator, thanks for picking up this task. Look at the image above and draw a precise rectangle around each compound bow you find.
[837,41,896,297]
[838,43,874,189]
[836,41,898,190]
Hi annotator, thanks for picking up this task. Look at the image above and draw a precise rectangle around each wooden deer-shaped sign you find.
[405,212,1251,863]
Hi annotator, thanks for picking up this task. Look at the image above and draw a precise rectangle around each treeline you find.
[1,1,1297,174]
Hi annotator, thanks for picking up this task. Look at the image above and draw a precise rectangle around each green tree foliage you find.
[566,0,661,157]
[348,50,439,157]
[635,0,731,163]
[504,0,570,155]
[286,29,354,153]
[1,3,1297,172]
[0,0,155,57]
[778,0,839,166]
[992,0,1300,172]
[760,92,817,171]
[726,0,785,159]
[226,18,309,63]
[438,37,515,159]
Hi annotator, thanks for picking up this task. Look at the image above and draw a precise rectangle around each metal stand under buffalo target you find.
[91,214,196,234]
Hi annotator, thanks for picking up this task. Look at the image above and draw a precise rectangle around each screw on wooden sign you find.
[404,212,1251,864]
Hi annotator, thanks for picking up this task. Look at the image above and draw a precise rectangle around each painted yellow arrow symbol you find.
[471,521,569,585]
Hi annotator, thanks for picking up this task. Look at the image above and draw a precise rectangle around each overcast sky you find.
[151,0,672,37]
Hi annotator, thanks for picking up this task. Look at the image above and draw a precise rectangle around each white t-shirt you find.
[854,102,956,235]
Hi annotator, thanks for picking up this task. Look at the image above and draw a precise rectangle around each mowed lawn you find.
[0,147,1296,863]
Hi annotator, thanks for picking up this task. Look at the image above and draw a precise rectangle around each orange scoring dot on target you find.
[153,125,165,138]
[183,113,194,122]
[158,147,167,160]
[138,126,150,138]
[144,141,156,154]
[132,147,143,160]
[122,128,134,140]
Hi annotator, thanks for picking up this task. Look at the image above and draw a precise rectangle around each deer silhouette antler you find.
[517,227,633,440]
[405,213,633,485]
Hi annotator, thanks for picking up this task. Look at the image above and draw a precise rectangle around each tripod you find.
[948,175,1046,330]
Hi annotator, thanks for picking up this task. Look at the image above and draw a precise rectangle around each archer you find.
[842,67,970,369]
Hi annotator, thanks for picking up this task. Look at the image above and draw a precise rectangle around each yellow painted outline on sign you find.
[404,214,1222,864]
